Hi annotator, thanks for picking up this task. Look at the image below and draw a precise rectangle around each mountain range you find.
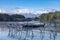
[0,8,56,18]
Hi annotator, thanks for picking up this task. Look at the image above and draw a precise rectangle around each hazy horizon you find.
[0,0,60,14]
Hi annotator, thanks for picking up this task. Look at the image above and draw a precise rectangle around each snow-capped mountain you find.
[0,8,56,18]
[20,13,40,18]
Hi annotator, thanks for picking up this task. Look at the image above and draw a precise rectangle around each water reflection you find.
[0,22,60,40]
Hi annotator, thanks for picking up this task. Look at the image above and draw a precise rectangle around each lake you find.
[0,22,60,40]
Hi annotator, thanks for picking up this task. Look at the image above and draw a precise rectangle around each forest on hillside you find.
[39,11,60,22]
[0,13,40,21]
[1,11,60,22]
[0,13,25,21]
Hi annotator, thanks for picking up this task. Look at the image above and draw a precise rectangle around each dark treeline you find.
[0,13,26,21]
[39,11,60,22]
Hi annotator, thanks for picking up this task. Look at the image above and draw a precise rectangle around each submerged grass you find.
[56,26,60,30]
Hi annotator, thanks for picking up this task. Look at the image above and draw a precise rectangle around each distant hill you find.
[39,11,60,22]
[0,13,25,21]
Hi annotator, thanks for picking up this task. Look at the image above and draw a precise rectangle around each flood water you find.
[0,22,60,40]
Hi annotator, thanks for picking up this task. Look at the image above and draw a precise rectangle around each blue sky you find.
[0,0,60,10]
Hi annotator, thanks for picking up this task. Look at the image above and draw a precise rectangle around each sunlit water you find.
[0,22,60,40]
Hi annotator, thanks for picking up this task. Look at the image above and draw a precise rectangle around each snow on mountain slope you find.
[20,13,40,18]
[0,8,56,18]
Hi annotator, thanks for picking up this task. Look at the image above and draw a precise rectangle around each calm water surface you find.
[0,22,60,40]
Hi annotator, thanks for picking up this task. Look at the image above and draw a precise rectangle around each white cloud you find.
[11,8,30,14]
[13,9,35,14]
[0,9,7,13]
[0,8,50,14]
[11,8,49,14]
[32,10,49,14]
